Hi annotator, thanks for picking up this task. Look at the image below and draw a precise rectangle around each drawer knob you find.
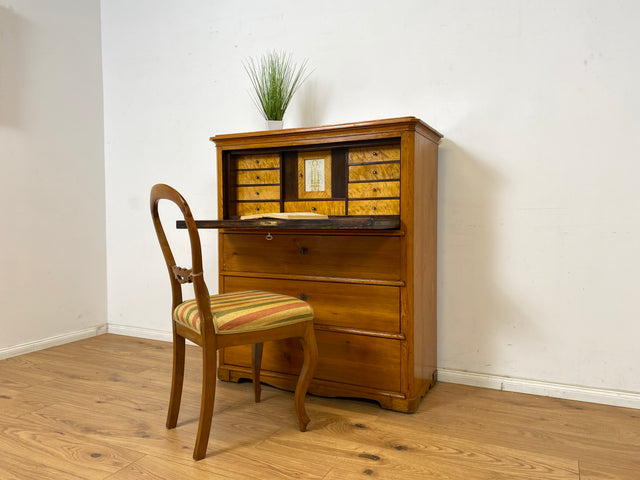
[255,191,260,195]
[299,247,308,255]
[255,207,260,211]
[300,293,308,301]
[372,151,378,156]
[372,206,377,210]
[255,159,260,164]
[372,188,377,192]
[311,206,316,211]
[372,170,377,175]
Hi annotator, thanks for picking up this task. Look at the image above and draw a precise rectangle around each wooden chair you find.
[150,183,318,460]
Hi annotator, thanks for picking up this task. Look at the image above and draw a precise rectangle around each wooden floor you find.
[1,334,638,479]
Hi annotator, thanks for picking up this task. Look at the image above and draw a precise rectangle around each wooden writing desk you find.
[181,117,442,412]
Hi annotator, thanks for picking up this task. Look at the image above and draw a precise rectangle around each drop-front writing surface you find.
[211,117,442,412]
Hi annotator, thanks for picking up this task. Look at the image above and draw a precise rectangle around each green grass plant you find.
[244,51,310,121]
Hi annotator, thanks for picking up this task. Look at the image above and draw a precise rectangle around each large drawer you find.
[223,276,400,334]
[221,233,402,281]
[221,331,402,392]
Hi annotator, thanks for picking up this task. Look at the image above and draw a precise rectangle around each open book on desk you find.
[240,212,329,220]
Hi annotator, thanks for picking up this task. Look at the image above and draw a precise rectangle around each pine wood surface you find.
[1,334,638,479]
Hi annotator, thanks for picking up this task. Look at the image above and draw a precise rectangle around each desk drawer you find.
[221,332,401,392]
[221,233,401,281]
[349,163,400,181]
[235,153,280,170]
[236,169,280,185]
[236,185,281,201]
[223,276,400,334]
[284,201,345,216]
[349,145,400,164]
[348,199,400,216]
[348,181,400,199]
[235,202,280,216]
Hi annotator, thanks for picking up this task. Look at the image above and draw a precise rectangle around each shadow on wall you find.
[295,79,328,128]
[0,6,25,127]
[437,138,540,375]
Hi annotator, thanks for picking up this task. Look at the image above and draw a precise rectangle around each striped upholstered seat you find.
[173,290,314,335]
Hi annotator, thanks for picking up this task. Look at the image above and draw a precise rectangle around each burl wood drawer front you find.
[348,181,400,199]
[348,199,400,216]
[348,145,400,164]
[222,233,401,281]
[222,332,402,392]
[236,185,281,201]
[235,153,280,170]
[284,201,346,216]
[348,163,400,182]
[223,276,400,334]
[236,169,280,185]
[235,202,280,216]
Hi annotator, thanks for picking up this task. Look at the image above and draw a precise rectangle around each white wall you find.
[102,1,640,401]
[0,0,107,355]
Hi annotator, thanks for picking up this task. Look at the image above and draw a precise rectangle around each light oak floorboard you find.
[0,334,638,479]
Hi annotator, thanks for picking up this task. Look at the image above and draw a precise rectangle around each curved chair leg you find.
[193,345,217,461]
[166,332,185,429]
[252,343,263,403]
[294,322,318,432]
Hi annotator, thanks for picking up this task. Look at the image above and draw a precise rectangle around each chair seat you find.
[173,290,314,335]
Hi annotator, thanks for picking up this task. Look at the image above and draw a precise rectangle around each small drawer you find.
[236,185,281,201]
[236,169,280,185]
[235,154,280,170]
[349,163,400,182]
[222,233,401,281]
[235,202,280,216]
[223,276,400,334]
[349,144,400,164]
[348,181,400,199]
[348,199,400,215]
[284,201,346,216]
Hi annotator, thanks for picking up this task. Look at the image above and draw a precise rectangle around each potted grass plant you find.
[244,51,310,129]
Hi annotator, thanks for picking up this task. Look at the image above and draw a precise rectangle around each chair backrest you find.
[150,184,213,336]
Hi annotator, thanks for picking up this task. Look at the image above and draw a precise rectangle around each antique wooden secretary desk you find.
[195,117,442,412]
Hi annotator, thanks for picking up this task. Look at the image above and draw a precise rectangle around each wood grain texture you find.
[348,144,400,164]
[234,153,280,170]
[1,335,639,479]
[221,232,402,281]
[283,200,346,215]
[348,180,400,198]
[347,199,400,215]
[348,163,400,181]
[223,275,401,333]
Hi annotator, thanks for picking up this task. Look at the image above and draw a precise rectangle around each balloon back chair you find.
[150,183,318,460]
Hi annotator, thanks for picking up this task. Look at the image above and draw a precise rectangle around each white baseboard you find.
[106,324,173,342]
[0,324,108,360]
[437,368,640,410]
